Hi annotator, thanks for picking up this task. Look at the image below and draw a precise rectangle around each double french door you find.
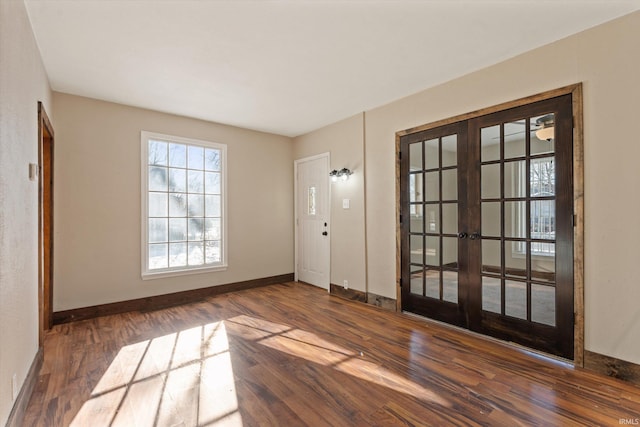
[400,94,574,359]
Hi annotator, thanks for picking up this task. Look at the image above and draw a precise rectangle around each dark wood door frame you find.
[38,101,54,347]
[396,84,584,365]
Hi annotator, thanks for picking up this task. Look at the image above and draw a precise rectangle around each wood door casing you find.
[399,92,576,360]
[38,101,54,347]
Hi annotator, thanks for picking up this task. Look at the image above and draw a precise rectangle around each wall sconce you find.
[329,168,352,182]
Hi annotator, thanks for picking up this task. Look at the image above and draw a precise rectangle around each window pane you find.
[410,267,423,295]
[149,167,168,191]
[531,200,555,241]
[410,206,423,233]
[410,235,423,265]
[482,276,501,314]
[205,195,221,217]
[149,219,167,243]
[481,202,500,237]
[504,160,526,198]
[505,280,527,320]
[504,121,525,159]
[425,205,438,233]
[442,203,457,234]
[188,242,204,266]
[506,242,526,279]
[168,143,186,168]
[531,113,555,155]
[409,142,422,171]
[205,149,221,171]
[205,172,221,194]
[424,139,439,169]
[205,218,221,240]
[482,239,501,274]
[505,201,526,238]
[531,157,555,196]
[188,146,204,170]
[169,218,187,242]
[425,172,439,201]
[169,193,187,217]
[532,251,555,282]
[149,193,167,217]
[205,241,221,263]
[532,284,556,326]
[169,169,186,192]
[188,218,204,241]
[169,242,187,267]
[441,135,457,168]
[481,164,500,199]
[442,270,458,303]
[188,194,204,217]
[425,236,439,266]
[425,267,439,299]
[149,140,168,166]
[481,125,500,162]
[149,244,168,269]
[441,168,457,200]
[188,170,204,193]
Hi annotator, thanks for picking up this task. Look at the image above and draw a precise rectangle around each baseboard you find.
[584,350,640,386]
[5,347,43,427]
[329,283,366,302]
[366,292,397,311]
[53,273,294,324]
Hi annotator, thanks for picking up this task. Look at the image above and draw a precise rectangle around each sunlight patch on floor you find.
[226,315,451,408]
[71,322,242,427]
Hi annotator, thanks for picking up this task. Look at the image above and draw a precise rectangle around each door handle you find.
[469,232,481,240]
[322,231,328,236]
[458,232,468,239]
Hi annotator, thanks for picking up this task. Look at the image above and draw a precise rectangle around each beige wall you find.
[293,114,367,292]
[0,0,53,424]
[361,11,640,364]
[52,93,293,311]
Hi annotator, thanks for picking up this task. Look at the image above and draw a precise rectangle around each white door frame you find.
[294,152,331,289]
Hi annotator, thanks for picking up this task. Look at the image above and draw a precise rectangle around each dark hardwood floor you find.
[23,282,640,426]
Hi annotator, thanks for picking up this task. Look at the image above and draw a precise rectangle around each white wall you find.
[293,114,367,293]
[362,11,640,364]
[0,0,53,424]
[52,93,293,311]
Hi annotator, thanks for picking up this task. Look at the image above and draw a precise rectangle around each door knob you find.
[469,232,480,240]
[322,231,328,236]
[458,232,468,239]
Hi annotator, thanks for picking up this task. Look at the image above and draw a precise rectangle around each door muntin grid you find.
[480,114,558,326]
[408,134,459,304]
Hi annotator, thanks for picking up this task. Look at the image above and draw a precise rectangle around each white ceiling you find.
[25,1,640,137]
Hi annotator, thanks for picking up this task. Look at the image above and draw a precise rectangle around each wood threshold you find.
[5,348,43,427]
[52,273,294,324]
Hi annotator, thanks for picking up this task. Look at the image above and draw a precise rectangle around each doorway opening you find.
[38,102,54,347]
[397,85,583,362]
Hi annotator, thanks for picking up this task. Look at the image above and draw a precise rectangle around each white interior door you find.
[295,154,330,289]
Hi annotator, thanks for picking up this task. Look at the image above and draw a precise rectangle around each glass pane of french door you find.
[479,113,558,326]
[407,134,459,303]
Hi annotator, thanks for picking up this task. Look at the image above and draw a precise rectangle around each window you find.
[141,131,227,278]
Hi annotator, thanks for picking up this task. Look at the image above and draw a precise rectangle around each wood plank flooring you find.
[22,282,640,426]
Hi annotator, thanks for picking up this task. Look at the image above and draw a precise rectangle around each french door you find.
[400,94,574,359]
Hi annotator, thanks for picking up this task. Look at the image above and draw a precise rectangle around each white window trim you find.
[141,131,228,279]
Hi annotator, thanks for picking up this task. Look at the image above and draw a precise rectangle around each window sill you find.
[142,264,228,280]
